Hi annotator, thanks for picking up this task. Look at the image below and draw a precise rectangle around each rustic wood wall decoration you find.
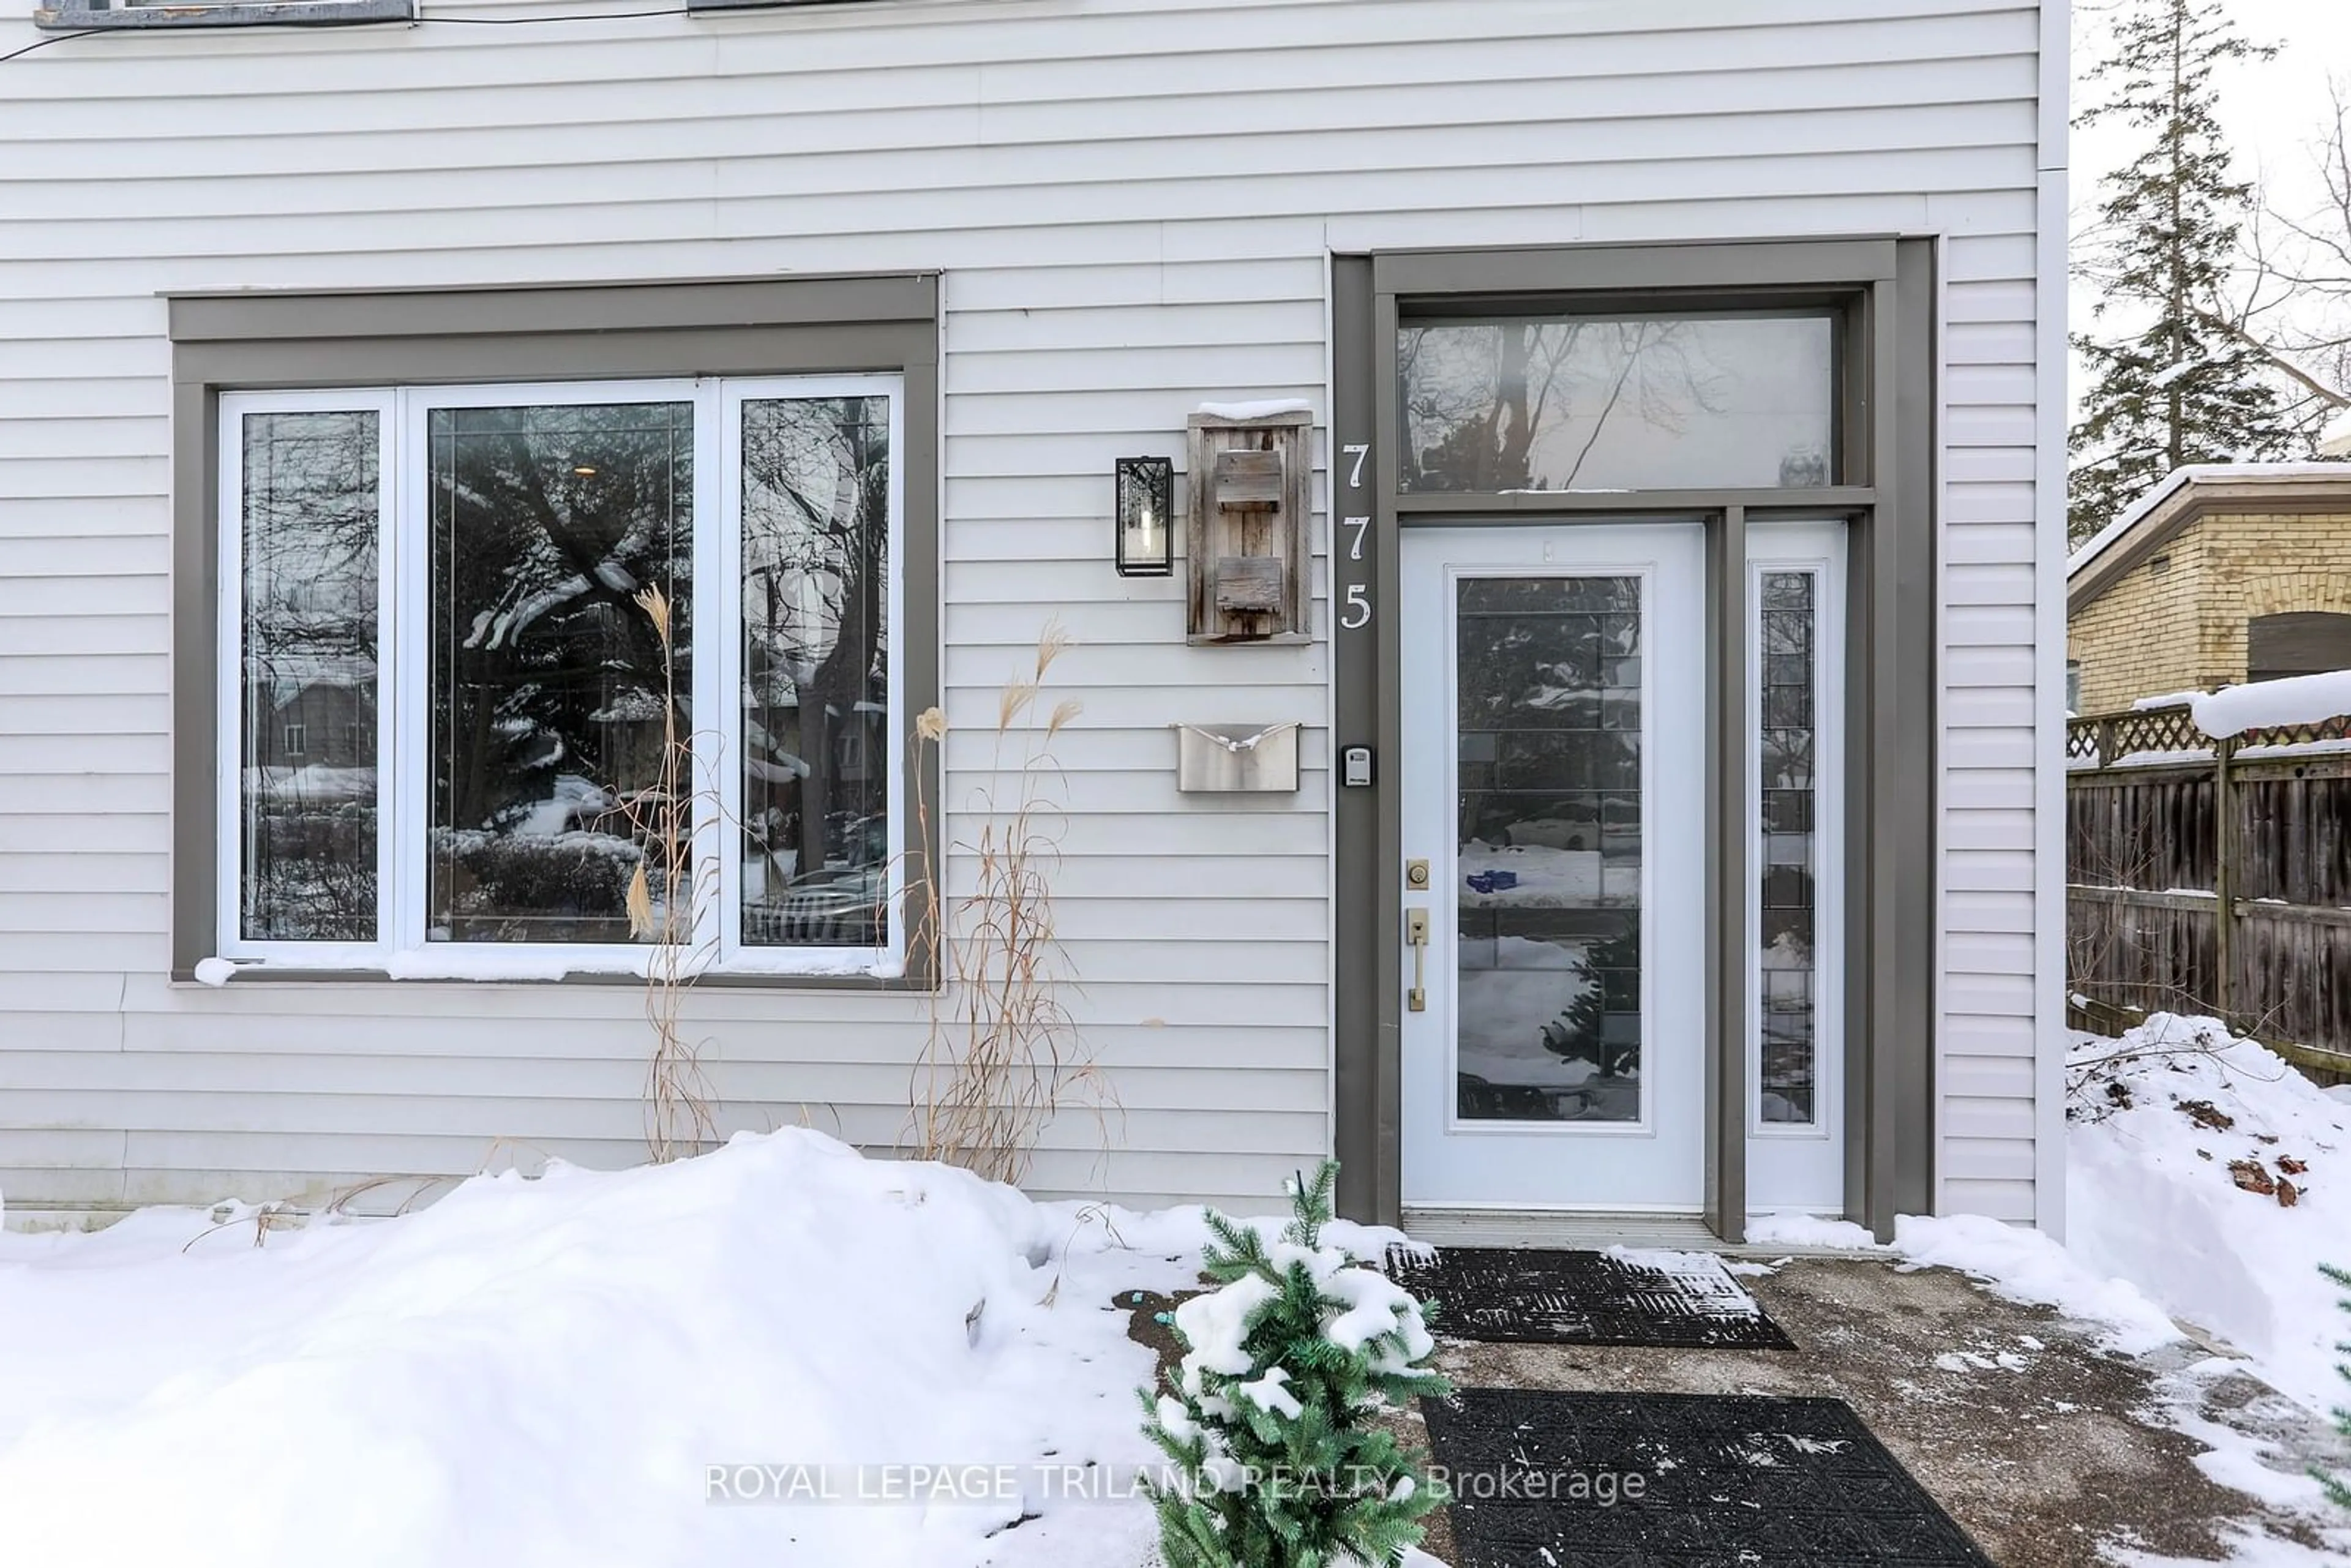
[1185,408,1311,645]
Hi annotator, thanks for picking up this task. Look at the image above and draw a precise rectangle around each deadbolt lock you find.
[1405,858,1430,890]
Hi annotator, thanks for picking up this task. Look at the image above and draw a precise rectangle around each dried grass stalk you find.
[603,583,719,1163]
[904,623,1115,1186]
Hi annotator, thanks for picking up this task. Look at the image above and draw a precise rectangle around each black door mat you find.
[1421,1388,1994,1567]
[1384,1245,1795,1350]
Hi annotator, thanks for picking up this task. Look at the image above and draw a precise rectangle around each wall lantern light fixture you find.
[1115,456,1176,577]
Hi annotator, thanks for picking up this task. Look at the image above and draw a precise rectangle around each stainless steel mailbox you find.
[1173,722,1302,793]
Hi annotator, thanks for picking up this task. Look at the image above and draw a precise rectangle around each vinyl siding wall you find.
[0,0,2053,1223]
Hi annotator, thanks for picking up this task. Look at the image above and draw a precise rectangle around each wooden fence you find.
[2067,702,2351,1084]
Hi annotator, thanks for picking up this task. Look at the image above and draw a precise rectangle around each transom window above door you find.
[1396,309,1844,493]
[220,375,906,978]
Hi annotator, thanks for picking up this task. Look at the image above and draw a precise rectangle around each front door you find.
[1399,522,1708,1212]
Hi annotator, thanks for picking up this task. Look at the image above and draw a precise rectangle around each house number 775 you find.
[1338,441,1373,629]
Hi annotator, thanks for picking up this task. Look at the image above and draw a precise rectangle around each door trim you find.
[1329,240,1939,1243]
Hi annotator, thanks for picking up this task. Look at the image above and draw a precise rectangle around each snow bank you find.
[1893,1212,2182,1357]
[2191,671,2351,738]
[0,1130,1172,1568]
[1743,1214,1883,1251]
[1742,1208,2181,1356]
[2066,1015,2351,1413]
[2320,406,2351,459]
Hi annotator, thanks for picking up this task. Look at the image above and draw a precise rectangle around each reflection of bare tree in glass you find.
[429,403,692,942]
[740,397,890,945]
[240,411,381,942]
[1400,320,1728,490]
[1758,571,1818,1120]
[1453,577,1639,854]
[1455,578,1647,1103]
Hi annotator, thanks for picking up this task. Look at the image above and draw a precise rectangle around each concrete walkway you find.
[1401,1256,2349,1566]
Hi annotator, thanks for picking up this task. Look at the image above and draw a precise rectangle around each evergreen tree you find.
[2317,1262,2350,1512]
[1139,1161,1450,1568]
[2068,0,2289,545]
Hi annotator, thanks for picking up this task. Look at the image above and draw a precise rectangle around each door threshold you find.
[1401,1206,1722,1250]
[1401,1206,1886,1257]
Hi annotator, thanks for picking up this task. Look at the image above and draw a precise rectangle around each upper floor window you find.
[224,375,904,978]
[1398,310,1842,493]
[37,0,412,29]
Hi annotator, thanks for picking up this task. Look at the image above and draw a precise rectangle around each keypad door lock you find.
[1405,858,1430,890]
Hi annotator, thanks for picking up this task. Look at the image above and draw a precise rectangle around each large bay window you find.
[218,374,906,978]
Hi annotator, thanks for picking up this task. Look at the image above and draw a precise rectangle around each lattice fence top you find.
[2068,705,2205,769]
[2238,711,2351,751]
[2069,703,2351,770]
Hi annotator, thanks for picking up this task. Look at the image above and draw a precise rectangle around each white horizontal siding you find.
[0,0,2050,1223]
[1939,209,2047,1221]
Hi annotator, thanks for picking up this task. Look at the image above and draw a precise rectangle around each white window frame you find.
[1745,520,1847,1211]
[217,388,397,975]
[215,374,907,981]
[716,375,907,977]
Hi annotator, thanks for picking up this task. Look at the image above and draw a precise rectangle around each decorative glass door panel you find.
[1454,575,1645,1125]
[1401,523,1706,1213]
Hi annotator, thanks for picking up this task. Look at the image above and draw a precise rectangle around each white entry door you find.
[1400,523,1708,1212]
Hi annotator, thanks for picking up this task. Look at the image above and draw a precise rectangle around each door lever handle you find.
[1405,908,1430,1012]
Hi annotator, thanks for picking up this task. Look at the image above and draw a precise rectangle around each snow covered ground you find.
[1746,1027,2351,1568]
[0,1130,1246,1568]
[1758,1010,2350,1430]
[2,1019,2346,1567]
[2065,1015,2351,1416]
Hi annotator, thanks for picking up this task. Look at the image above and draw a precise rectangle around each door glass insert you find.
[1455,575,1643,1123]
[1398,313,1838,493]
[1759,570,1818,1123]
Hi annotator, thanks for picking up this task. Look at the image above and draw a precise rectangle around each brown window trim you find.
[170,273,942,989]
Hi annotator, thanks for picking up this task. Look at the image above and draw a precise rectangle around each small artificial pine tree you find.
[2068,0,2290,546]
[2319,1262,2351,1512]
[1139,1160,1450,1568]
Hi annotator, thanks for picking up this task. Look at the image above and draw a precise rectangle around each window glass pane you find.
[740,395,893,948]
[1759,570,1818,1124]
[1399,314,1837,492]
[239,410,381,942]
[1455,575,1643,1123]
[427,401,693,945]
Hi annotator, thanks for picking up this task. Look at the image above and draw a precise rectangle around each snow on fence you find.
[2066,700,2351,1084]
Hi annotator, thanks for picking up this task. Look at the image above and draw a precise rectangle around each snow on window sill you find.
[181,951,919,989]
[36,0,412,29]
